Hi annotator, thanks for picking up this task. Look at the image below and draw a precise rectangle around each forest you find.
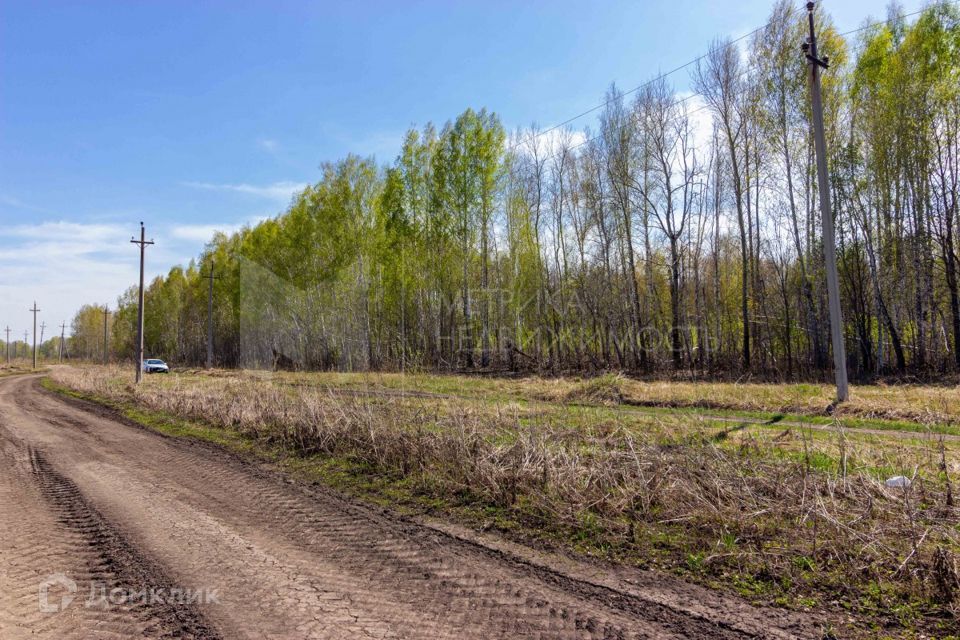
[68,1,960,379]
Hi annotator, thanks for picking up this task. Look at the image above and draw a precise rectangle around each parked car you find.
[143,358,170,373]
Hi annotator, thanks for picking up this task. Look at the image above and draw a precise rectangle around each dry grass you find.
[49,366,960,635]
[541,376,960,426]
[222,369,960,426]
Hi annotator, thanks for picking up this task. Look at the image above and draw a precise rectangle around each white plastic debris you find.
[884,475,911,489]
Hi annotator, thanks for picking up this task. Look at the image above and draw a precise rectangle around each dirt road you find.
[0,375,824,639]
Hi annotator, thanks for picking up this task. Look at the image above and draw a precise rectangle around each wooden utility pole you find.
[202,264,219,369]
[29,302,40,370]
[4,326,10,364]
[59,322,67,364]
[803,1,848,402]
[131,223,154,383]
[102,306,110,365]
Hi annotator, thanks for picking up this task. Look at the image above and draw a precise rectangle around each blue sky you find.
[0,0,905,334]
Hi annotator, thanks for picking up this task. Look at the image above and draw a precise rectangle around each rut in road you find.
[0,426,218,639]
[0,374,824,639]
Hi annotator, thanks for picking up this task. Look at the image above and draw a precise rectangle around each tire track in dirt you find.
[25,388,695,638]
[31,385,784,638]
[0,425,218,639]
[2,374,825,638]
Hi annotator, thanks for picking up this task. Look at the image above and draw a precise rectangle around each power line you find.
[507,22,766,153]
[564,91,714,157]
[837,4,940,38]
[523,81,731,168]
[509,0,955,158]
[518,2,953,167]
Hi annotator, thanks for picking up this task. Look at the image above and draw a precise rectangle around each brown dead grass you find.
[220,369,960,425]
[48,366,960,635]
[548,376,960,424]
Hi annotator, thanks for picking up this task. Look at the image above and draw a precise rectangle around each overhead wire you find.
[511,1,955,166]
[506,22,764,153]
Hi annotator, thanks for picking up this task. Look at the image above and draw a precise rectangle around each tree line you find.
[72,1,960,379]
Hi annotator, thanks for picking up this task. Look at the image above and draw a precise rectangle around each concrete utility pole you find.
[202,264,219,369]
[103,305,110,365]
[131,222,154,383]
[23,330,28,359]
[39,321,46,362]
[803,1,848,402]
[4,326,10,364]
[59,322,67,364]
[29,302,40,370]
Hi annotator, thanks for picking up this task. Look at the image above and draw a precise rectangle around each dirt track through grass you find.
[0,373,830,639]
[42,366,960,637]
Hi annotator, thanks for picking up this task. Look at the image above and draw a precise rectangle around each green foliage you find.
[88,4,960,380]
[69,303,110,360]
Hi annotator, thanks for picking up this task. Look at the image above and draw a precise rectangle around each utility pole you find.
[4,326,10,364]
[202,263,219,369]
[131,222,154,383]
[59,322,67,364]
[803,1,848,402]
[103,305,110,365]
[23,330,28,359]
[29,302,40,370]
[39,321,46,363]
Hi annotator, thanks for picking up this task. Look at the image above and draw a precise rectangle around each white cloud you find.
[3,221,126,242]
[507,128,589,160]
[169,215,270,243]
[183,180,307,204]
[169,223,238,243]
[0,221,145,333]
[678,92,714,153]
[0,218,248,337]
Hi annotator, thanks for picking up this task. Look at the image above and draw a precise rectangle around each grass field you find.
[260,369,960,426]
[47,366,960,638]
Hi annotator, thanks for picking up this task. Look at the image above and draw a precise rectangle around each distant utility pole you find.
[202,263,220,369]
[803,1,848,403]
[23,330,28,359]
[131,222,154,383]
[59,322,67,364]
[4,326,10,364]
[103,305,110,365]
[39,321,46,363]
[29,302,40,370]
